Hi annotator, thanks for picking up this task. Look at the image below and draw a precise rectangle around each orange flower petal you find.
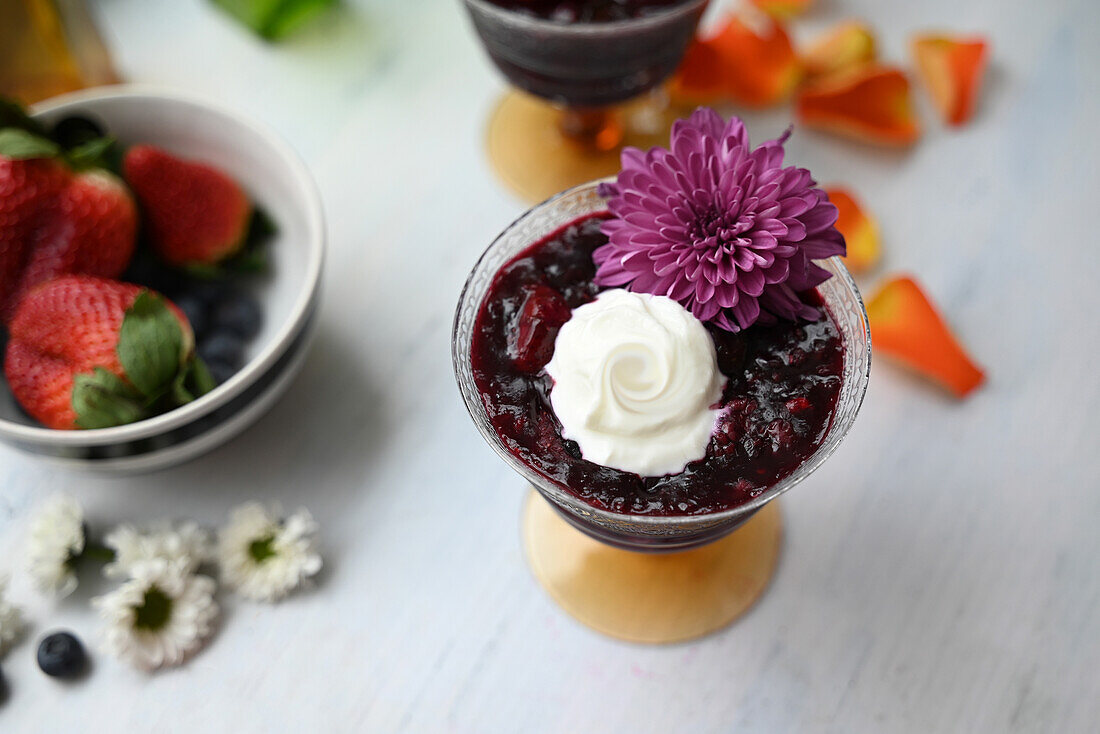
[796,66,920,145]
[912,34,990,126]
[672,15,801,108]
[802,21,877,81]
[867,276,985,397]
[825,187,880,273]
[671,38,727,104]
[749,0,812,20]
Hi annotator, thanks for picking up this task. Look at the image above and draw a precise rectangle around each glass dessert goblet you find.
[461,0,708,203]
[453,181,871,642]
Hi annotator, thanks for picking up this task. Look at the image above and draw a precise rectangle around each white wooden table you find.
[1,0,1097,731]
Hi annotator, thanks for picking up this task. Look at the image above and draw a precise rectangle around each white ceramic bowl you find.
[0,85,325,472]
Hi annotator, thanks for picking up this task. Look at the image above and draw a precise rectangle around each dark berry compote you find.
[487,0,691,22]
[470,213,846,517]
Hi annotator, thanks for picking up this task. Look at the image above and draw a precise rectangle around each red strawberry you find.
[123,145,251,267]
[4,276,213,430]
[0,141,137,322]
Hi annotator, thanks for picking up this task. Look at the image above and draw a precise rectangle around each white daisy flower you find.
[92,558,218,671]
[26,495,86,597]
[217,502,322,602]
[103,521,211,580]
[0,576,24,656]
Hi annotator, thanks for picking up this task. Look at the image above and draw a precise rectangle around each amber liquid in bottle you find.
[0,0,116,104]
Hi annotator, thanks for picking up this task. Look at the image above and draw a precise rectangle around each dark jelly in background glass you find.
[486,0,691,22]
[462,0,708,107]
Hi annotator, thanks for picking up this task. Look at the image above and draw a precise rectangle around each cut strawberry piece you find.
[866,275,985,398]
[510,284,572,373]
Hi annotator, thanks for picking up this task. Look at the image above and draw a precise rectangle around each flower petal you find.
[749,0,812,20]
[802,21,878,81]
[796,66,921,146]
[867,276,985,397]
[672,15,801,108]
[912,34,990,126]
[825,187,879,272]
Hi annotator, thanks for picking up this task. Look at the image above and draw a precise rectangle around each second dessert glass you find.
[453,181,871,642]
[461,0,708,203]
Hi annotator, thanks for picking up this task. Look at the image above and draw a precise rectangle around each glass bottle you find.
[0,0,117,104]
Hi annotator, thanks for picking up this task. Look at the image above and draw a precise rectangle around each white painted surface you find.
[1,0,1098,731]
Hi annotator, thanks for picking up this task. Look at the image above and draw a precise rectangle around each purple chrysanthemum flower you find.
[594,108,846,332]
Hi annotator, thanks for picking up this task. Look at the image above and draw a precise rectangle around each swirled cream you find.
[545,289,725,477]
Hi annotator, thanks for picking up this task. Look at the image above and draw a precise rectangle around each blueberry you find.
[190,281,227,307]
[199,331,245,369]
[174,294,209,339]
[37,632,86,678]
[212,291,262,339]
[122,253,185,295]
[52,115,106,148]
[206,360,238,385]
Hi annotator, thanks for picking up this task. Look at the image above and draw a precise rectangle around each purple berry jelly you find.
[471,213,845,516]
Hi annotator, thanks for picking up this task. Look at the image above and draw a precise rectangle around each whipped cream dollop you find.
[545,289,725,477]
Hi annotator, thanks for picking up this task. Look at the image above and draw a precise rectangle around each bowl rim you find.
[453,178,872,528]
[0,84,325,446]
[462,0,710,34]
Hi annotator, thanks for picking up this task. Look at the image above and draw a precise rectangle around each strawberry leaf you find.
[73,368,148,429]
[117,291,188,398]
[66,136,118,171]
[169,357,216,405]
[0,128,60,160]
[185,357,218,397]
[0,98,48,138]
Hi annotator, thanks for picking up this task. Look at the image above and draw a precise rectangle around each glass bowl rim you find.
[461,0,711,35]
[452,178,872,528]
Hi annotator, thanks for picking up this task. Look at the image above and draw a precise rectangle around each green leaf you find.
[0,98,48,137]
[186,357,218,397]
[248,206,278,239]
[0,128,60,160]
[210,0,338,41]
[228,207,277,273]
[117,292,188,398]
[66,136,117,171]
[72,368,148,429]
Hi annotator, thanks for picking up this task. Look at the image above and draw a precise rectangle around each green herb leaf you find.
[72,368,148,429]
[0,128,60,160]
[117,292,188,398]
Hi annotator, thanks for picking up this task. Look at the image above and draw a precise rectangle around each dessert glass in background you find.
[461,0,708,203]
[453,181,871,642]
